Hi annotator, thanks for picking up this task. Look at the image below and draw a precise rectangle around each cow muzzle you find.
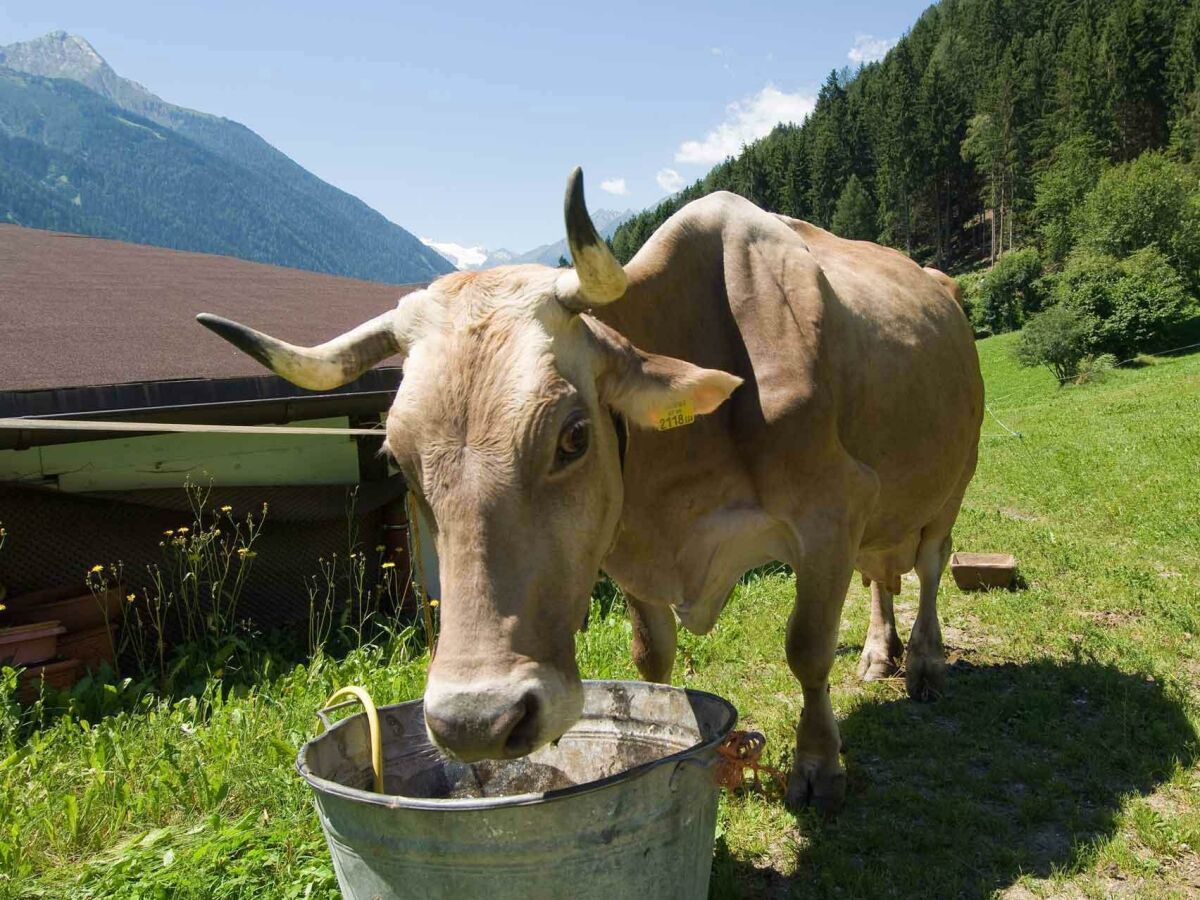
[423,672,582,762]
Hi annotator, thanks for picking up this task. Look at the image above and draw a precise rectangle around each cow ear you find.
[586,319,742,429]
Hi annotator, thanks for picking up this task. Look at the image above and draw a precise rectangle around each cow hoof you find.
[905,652,947,701]
[857,648,901,681]
[785,762,846,816]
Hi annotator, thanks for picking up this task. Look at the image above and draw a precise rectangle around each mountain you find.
[420,240,518,271]
[424,208,635,271]
[0,31,453,284]
[508,208,635,268]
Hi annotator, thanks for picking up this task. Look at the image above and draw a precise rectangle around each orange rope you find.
[713,730,788,794]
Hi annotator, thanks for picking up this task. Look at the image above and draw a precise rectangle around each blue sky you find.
[1,1,929,252]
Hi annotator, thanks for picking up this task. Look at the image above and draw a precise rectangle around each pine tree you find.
[807,71,852,227]
[830,175,878,241]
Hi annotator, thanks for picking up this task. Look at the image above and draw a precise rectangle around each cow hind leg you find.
[858,580,904,680]
[627,596,676,684]
[905,531,952,701]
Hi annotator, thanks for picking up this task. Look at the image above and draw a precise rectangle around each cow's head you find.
[197,170,741,761]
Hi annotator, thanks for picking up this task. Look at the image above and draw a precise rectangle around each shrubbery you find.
[1052,247,1190,357]
[1018,149,1200,378]
[968,247,1045,335]
[1076,152,1200,292]
[1015,303,1092,382]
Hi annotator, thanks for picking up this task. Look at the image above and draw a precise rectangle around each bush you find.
[1077,151,1200,291]
[955,270,985,322]
[971,247,1045,334]
[1053,247,1191,357]
[1073,353,1118,385]
[1015,303,1093,383]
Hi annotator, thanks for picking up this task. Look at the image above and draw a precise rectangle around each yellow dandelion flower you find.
[90,564,104,574]
[0,603,7,612]
[220,505,232,514]
[164,529,174,536]
[375,544,386,552]
[381,561,396,569]
[177,526,190,534]
[126,593,136,604]
[429,599,439,608]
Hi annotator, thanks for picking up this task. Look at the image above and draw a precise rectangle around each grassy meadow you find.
[4,332,1199,899]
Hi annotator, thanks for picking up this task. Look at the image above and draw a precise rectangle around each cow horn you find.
[556,167,628,313]
[196,306,407,391]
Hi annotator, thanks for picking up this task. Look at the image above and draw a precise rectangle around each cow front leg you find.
[628,596,676,684]
[858,580,904,680]
[906,533,952,701]
[785,534,856,815]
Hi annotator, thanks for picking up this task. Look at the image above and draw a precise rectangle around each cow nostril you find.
[424,707,454,743]
[502,691,541,756]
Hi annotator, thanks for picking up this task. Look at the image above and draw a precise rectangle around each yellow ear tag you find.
[655,400,696,431]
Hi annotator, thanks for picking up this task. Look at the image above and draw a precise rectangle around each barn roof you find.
[0,225,428,445]
[0,224,422,391]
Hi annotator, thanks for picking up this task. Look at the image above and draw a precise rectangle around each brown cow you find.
[197,170,983,812]
[923,266,965,306]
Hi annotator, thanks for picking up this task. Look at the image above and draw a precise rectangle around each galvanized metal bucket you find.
[297,680,737,900]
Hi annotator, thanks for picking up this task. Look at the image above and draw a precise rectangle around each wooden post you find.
[349,414,414,616]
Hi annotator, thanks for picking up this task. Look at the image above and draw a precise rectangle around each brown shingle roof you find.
[0,225,424,391]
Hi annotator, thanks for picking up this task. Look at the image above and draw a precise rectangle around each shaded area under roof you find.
[0,224,425,391]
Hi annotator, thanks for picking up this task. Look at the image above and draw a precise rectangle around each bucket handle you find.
[669,753,721,792]
[318,686,384,794]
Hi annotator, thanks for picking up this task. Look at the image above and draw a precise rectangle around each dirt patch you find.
[1079,609,1143,627]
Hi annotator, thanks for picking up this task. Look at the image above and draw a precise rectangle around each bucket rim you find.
[295,679,738,811]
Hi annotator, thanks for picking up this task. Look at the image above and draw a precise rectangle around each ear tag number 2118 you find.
[655,400,695,431]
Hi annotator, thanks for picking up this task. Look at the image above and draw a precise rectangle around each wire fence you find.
[987,338,1200,411]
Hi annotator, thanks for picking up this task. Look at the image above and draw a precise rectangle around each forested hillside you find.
[0,33,453,284]
[612,0,1200,274]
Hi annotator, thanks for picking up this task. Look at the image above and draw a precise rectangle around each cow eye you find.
[555,414,590,466]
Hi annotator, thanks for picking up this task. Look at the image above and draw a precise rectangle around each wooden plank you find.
[0,418,384,436]
[38,418,360,492]
[0,446,47,483]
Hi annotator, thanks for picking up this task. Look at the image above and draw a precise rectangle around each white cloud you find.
[675,85,815,165]
[656,168,685,193]
[599,177,629,196]
[847,34,896,65]
[420,238,488,270]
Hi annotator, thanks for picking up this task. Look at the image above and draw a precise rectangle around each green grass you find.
[5,333,1200,898]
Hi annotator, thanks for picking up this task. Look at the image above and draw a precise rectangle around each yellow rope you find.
[318,686,384,793]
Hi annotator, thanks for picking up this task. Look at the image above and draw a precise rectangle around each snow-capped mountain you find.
[420,240,519,271]
[424,209,635,271]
